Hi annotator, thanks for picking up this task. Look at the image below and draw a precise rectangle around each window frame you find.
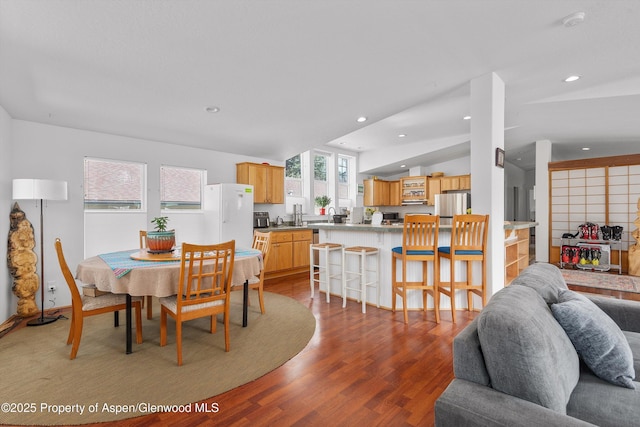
[83,157,147,212]
[160,165,206,212]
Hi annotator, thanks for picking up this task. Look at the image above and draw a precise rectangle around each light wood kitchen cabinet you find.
[505,227,530,285]
[459,174,471,190]
[292,230,312,268]
[440,176,460,192]
[266,229,313,278]
[236,162,284,204]
[400,176,428,204]
[427,178,441,206]
[364,179,390,206]
[266,231,293,273]
[389,180,401,206]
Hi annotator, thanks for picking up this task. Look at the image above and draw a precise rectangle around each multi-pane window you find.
[285,154,302,197]
[160,166,204,210]
[314,153,328,198]
[338,155,351,200]
[84,157,145,210]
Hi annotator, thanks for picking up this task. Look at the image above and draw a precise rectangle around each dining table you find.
[76,247,263,354]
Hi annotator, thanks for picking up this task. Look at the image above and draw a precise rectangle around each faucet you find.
[327,207,336,222]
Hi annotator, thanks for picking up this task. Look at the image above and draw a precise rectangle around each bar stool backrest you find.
[402,214,439,252]
[450,214,489,252]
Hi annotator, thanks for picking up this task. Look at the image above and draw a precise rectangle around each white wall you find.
[8,120,273,314]
[504,161,528,221]
[1,105,14,321]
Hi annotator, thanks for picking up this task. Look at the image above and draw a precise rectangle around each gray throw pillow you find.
[551,289,636,389]
[478,285,580,414]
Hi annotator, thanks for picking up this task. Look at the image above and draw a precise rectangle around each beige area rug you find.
[0,291,315,426]
[561,269,640,294]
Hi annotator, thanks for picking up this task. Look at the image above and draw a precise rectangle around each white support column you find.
[470,72,505,297]
[535,140,552,262]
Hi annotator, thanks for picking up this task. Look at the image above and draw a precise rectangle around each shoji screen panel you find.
[608,165,640,250]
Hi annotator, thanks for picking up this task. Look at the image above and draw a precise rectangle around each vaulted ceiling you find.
[1,0,639,176]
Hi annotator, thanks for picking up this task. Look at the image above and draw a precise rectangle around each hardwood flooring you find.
[13,273,477,427]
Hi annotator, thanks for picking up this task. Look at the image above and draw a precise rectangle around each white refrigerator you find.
[203,183,254,249]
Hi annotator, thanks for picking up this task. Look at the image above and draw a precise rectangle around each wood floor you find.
[17,273,477,427]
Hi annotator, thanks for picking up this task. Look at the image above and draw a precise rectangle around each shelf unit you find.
[505,228,530,285]
[559,237,622,274]
[400,176,428,204]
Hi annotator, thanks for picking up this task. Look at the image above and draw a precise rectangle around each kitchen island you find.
[308,221,536,314]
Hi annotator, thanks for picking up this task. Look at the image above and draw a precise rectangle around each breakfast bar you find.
[309,221,536,312]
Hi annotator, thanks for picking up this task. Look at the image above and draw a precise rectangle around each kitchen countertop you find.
[256,220,537,233]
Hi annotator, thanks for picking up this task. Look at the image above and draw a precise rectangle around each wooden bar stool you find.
[310,243,343,303]
[342,246,380,313]
[437,214,489,323]
[391,214,440,324]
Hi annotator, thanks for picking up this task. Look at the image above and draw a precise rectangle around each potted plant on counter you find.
[314,195,331,215]
[147,216,176,253]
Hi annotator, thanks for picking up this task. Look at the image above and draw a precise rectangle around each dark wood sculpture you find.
[7,203,39,316]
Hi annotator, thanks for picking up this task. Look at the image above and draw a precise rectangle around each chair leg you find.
[67,313,75,345]
[325,249,331,303]
[257,284,265,314]
[160,309,167,347]
[69,316,83,360]
[146,296,153,320]
[450,258,457,324]
[309,245,315,299]
[224,308,230,352]
[467,261,474,312]
[434,258,440,324]
[401,257,410,324]
[176,321,183,366]
[391,255,397,313]
[134,302,143,345]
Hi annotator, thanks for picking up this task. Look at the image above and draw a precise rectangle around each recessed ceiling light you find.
[564,75,581,82]
[562,11,585,27]
[398,134,406,138]
[582,147,591,151]
[338,141,346,145]
[356,116,367,123]
[205,106,220,113]
[516,157,522,161]
[400,164,406,168]
[463,115,471,120]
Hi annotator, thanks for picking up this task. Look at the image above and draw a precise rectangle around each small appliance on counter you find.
[349,207,364,224]
[382,212,402,225]
[293,204,303,226]
[254,211,270,228]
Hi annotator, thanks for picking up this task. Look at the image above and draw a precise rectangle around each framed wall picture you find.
[496,148,505,168]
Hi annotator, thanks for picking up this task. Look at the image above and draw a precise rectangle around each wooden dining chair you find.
[391,214,440,324]
[54,238,143,360]
[231,231,271,314]
[159,240,235,366]
[437,214,489,323]
[139,230,154,319]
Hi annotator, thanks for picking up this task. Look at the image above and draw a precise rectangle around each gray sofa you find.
[435,263,640,427]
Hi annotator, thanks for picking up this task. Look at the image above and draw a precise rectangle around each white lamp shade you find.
[13,179,68,201]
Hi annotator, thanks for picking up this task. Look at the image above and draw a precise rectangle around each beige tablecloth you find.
[76,250,262,298]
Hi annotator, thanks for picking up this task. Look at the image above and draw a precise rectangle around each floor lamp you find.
[12,179,68,326]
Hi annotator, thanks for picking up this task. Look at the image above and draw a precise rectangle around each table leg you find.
[243,279,249,327]
[126,294,132,354]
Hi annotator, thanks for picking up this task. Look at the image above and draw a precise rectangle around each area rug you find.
[561,269,640,293]
[0,291,315,426]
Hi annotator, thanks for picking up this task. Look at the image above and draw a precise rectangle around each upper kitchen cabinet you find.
[364,178,390,206]
[431,174,471,193]
[236,162,284,204]
[400,176,428,205]
[389,180,401,206]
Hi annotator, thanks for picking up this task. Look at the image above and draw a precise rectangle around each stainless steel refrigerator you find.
[203,183,254,248]
[434,193,469,225]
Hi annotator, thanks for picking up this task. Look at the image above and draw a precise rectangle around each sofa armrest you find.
[587,295,640,333]
[435,379,596,427]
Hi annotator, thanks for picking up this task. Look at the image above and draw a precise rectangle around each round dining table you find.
[76,248,262,354]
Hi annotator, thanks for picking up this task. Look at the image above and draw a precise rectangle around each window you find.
[160,166,205,210]
[338,156,348,183]
[84,158,145,210]
[285,154,303,197]
[314,153,328,197]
